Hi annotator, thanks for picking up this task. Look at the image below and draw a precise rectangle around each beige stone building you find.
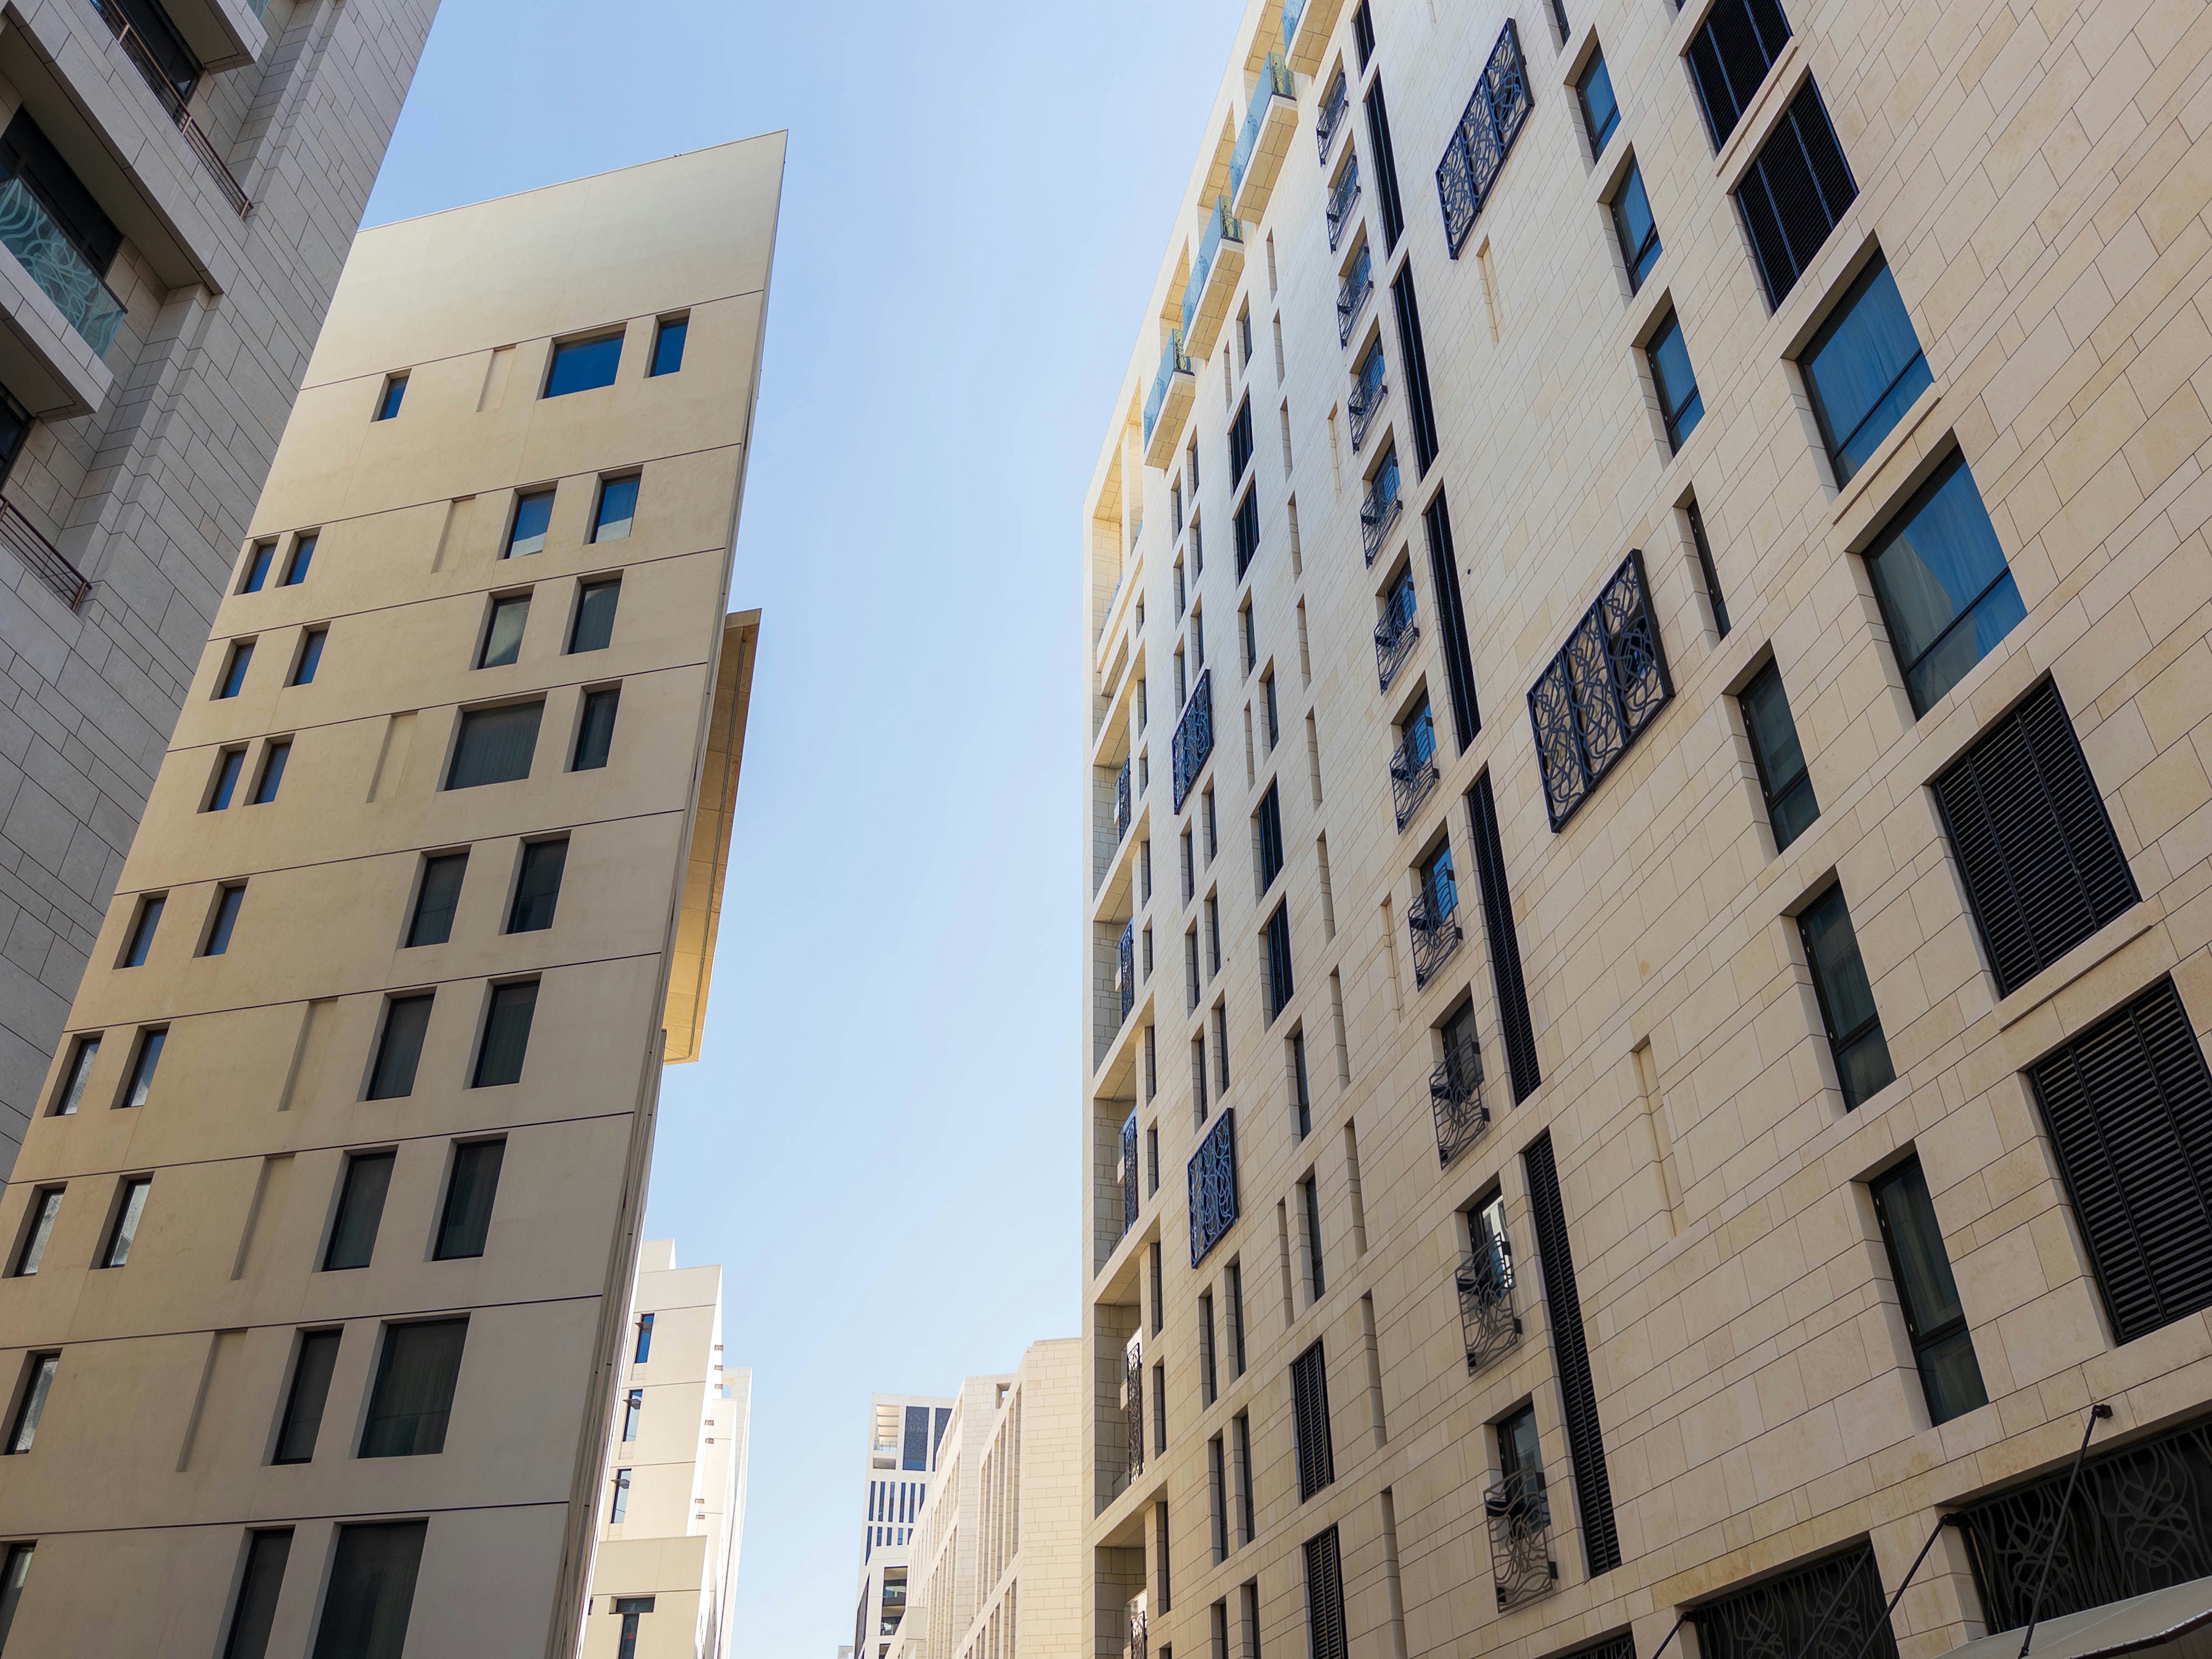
[0,135,778,1653]
[854,1392,959,1659]
[0,0,438,1164]
[893,1341,1085,1659]
[582,1240,750,1659]
[1082,8,2212,1659]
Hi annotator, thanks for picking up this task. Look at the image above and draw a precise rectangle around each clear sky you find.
[360,1,1240,1652]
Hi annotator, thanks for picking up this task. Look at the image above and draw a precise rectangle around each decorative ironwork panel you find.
[1527,551,1673,831]
[1116,922,1135,1025]
[1116,758,1132,841]
[1374,579,1418,692]
[1390,709,1438,831]
[1172,669,1215,812]
[1695,1544,1896,1659]
[1123,1334,1145,1480]
[1457,1241,1520,1370]
[1362,450,1403,566]
[1316,69,1349,164]
[1349,344,1388,452]
[1952,1412,2212,1633]
[1126,1597,1149,1659]
[1188,1108,1239,1266]
[1120,1111,1140,1234]
[1437,21,1532,256]
[1484,1470,1556,1608]
[1407,876,1462,986]
[1431,1032,1488,1166]
[1327,158,1362,251]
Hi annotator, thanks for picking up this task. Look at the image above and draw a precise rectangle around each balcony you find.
[1116,757,1132,842]
[1336,242,1372,346]
[1392,710,1440,832]
[1326,156,1361,251]
[1142,329,1196,468]
[1431,1031,1488,1167]
[1119,1110,1139,1236]
[1456,1239,1521,1372]
[1374,577,1417,692]
[1349,340,1387,452]
[1407,869,1460,982]
[1483,1470,1557,1609]
[88,0,251,215]
[1361,447,1402,566]
[1180,197,1245,361]
[1316,67,1349,164]
[1123,1335,1145,1483]
[1171,668,1214,812]
[0,497,89,609]
[1529,551,1673,831]
[1438,20,1533,258]
[1125,1593,1149,1659]
[0,174,125,364]
[1281,0,1347,74]
[1116,921,1135,1026]
[1229,55,1297,224]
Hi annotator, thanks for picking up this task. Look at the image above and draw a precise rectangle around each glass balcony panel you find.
[0,176,126,355]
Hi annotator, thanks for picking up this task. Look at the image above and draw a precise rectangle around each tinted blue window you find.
[240,542,274,593]
[281,534,316,586]
[507,490,554,558]
[1802,259,1931,484]
[593,476,639,542]
[374,376,406,421]
[1612,162,1661,291]
[217,642,253,699]
[1866,450,2024,714]
[1648,310,1703,451]
[650,317,687,377]
[292,629,324,686]
[207,748,244,810]
[1577,50,1619,153]
[544,334,623,398]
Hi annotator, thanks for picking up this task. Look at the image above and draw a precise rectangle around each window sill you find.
[1993,897,2165,1033]
[1828,377,1948,528]
[1711,37,1806,187]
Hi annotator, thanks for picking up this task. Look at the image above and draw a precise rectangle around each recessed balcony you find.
[1180,197,1245,361]
[1431,1032,1488,1167]
[1349,338,1387,452]
[1280,0,1349,75]
[1456,1238,1521,1372]
[0,173,123,416]
[1315,66,1349,165]
[86,0,253,215]
[1361,446,1402,566]
[1484,1471,1558,1609]
[1229,55,1297,224]
[1374,574,1417,693]
[1326,154,1361,252]
[1142,328,1195,469]
[1336,241,1372,347]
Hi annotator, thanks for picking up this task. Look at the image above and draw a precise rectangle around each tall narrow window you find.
[374,375,407,421]
[240,541,275,593]
[1301,1176,1325,1297]
[1684,0,1791,149]
[1575,48,1619,153]
[623,1388,644,1441]
[367,994,434,1100]
[650,315,688,376]
[1363,81,1406,251]
[1468,776,1539,1101]
[1389,268,1441,475]
[1800,258,1930,484]
[544,334,623,397]
[281,534,317,586]
[250,739,290,805]
[1523,1132,1620,1573]
[207,747,245,810]
[359,1320,468,1457]
[507,839,567,933]
[478,593,531,668]
[324,1151,395,1271]
[1647,306,1703,451]
[203,884,246,956]
[1610,160,1662,291]
[1686,498,1730,637]
[1226,1260,1247,1375]
[1291,1032,1311,1138]
[1256,782,1284,893]
[290,627,326,685]
[1798,884,1895,1107]
[507,487,554,557]
[222,1530,293,1659]
[1734,81,1857,307]
[472,981,539,1088]
[1229,396,1254,483]
[1233,1411,1255,1539]
[0,1541,27,1644]
[216,641,253,699]
[1213,1002,1230,1093]
[1199,1290,1219,1407]
[434,1139,505,1260]
[593,475,639,542]
[1870,1156,1987,1423]
[1351,0,1374,64]
[1240,1580,1260,1659]
[99,1176,150,1267]
[573,687,620,771]
[633,1313,657,1365]
[611,1467,632,1523]
[7,1354,58,1452]
[615,1597,655,1659]
[52,1035,98,1117]
[570,578,621,652]
[12,1188,61,1276]
[1264,905,1294,1022]
[272,1330,341,1464]
[1422,494,1479,749]
[1865,451,2024,715]
[312,1523,427,1658]
[1304,1525,1347,1659]
[121,1027,165,1108]
[123,895,164,968]
[448,702,543,789]
[1740,662,1819,851]
[1290,1339,1334,1499]
[1233,488,1260,578]
[407,854,468,948]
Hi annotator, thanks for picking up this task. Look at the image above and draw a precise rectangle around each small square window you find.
[650,316,688,377]
[240,541,275,594]
[1576,49,1620,154]
[202,883,245,956]
[250,738,290,804]
[206,747,245,810]
[374,376,407,421]
[281,533,316,586]
[215,640,254,699]
[290,627,325,687]
[506,488,555,558]
[573,687,619,772]
[478,593,531,669]
[544,333,623,398]
[570,578,620,653]
[593,476,639,543]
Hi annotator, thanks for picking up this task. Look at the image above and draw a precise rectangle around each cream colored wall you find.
[0,134,781,1655]
[1082,5,2212,1659]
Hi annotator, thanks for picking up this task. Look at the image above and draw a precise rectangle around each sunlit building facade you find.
[853,1392,957,1659]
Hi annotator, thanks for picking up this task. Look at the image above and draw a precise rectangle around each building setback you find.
[0,0,438,1165]
[853,1392,958,1659]
[0,135,779,1652]
[1082,7,2212,1659]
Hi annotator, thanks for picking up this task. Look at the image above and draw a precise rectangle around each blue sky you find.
[362,1,1239,1651]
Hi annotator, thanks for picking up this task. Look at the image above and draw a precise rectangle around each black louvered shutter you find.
[1933,681,2138,997]
[1684,0,1792,149]
[1304,1525,1347,1659]
[1424,493,1480,751]
[1290,1340,1335,1499]
[1734,81,1857,307]
[1524,1132,1620,1575]
[2028,979,2212,1344]
[1468,774,1539,1101]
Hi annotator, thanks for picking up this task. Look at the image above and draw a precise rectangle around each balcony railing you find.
[0,176,127,356]
[0,498,89,609]
[1116,757,1132,842]
[1374,578,1417,692]
[89,0,253,217]
[1230,54,1295,203]
[1171,668,1214,812]
[1348,342,1387,452]
[1326,157,1361,251]
[1181,198,1244,347]
[1361,448,1402,566]
[1123,1335,1145,1482]
[1120,1110,1139,1236]
[1316,68,1349,163]
[1438,21,1532,257]
[1407,869,1461,983]
[1456,1239,1521,1372]
[1142,329,1194,451]
[1431,1031,1488,1167]
[1484,1469,1556,1609]
[1116,921,1135,1026]
[1392,711,1440,832]
[1126,1594,1149,1659]
[1336,243,1373,346]
[1529,551,1672,831]
[1188,1107,1238,1266]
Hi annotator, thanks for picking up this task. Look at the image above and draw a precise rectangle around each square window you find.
[215,640,253,699]
[374,376,407,421]
[570,578,620,652]
[366,994,433,1100]
[359,1322,467,1456]
[240,541,275,594]
[471,980,539,1088]
[593,476,639,543]
[202,883,245,956]
[1576,49,1620,153]
[507,488,555,558]
[1610,160,1661,291]
[407,853,468,949]
[446,703,543,789]
[478,593,531,669]
[544,333,623,398]
[290,627,325,686]
[1863,451,2023,715]
[1646,307,1702,452]
[323,1150,394,1270]
[281,533,316,586]
[573,687,619,771]
[650,316,688,377]
[250,739,290,805]
[1800,257,1931,485]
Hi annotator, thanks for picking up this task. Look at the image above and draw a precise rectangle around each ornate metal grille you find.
[1695,1544,1896,1659]
[1361,449,1402,566]
[1316,69,1349,164]
[1457,1240,1520,1370]
[1171,668,1214,811]
[1390,707,1438,830]
[1408,869,1462,986]
[1952,1412,2212,1633]
[1188,1108,1239,1266]
[1374,575,1418,692]
[1327,157,1362,251]
[1337,244,1373,346]
[1116,922,1135,1025]
[1126,1594,1149,1659]
[1528,551,1672,831]
[1349,343,1388,453]
[1120,1111,1140,1235]
[1484,1470,1556,1608]
[1116,758,1132,841]
[1431,1031,1488,1166]
[1437,21,1533,257]
[1123,1334,1145,1482]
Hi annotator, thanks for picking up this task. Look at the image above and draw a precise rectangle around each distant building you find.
[850,1392,956,1659]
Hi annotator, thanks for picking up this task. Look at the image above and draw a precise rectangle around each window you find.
[98,1177,150,1268]
[1181,828,1195,903]
[324,1151,395,1271]
[1646,306,1703,451]
[1522,1132,1621,1573]
[1290,1339,1333,1498]
[1264,904,1294,1021]
[507,839,567,933]
[616,1597,656,1659]
[12,1188,60,1275]
[250,739,290,805]
[1610,160,1661,290]
[1798,884,1895,1107]
[573,687,620,771]
[635,1313,656,1363]
[507,488,554,557]
[1199,1292,1218,1407]
[1239,601,1256,676]
[7,1354,56,1452]
[472,980,539,1088]
[360,1320,467,1456]
[222,1531,293,1659]
[593,475,639,542]
[1256,783,1284,892]
[374,375,407,421]
[1684,0,1791,149]
[570,578,620,652]
[1576,48,1620,153]
[1147,1124,1160,1192]
[1214,1003,1230,1093]
[1233,488,1259,577]
[1304,1526,1347,1659]
[273,1330,341,1464]
[281,534,317,586]
[1422,494,1479,748]
[216,640,253,699]
[121,1027,165,1108]
[1468,775,1539,1102]
[478,593,531,668]
[1351,0,1374,64]
[1263,673,1279,749]
[407,854,467,948]
[1497,1400,1542,1482]
[611,1466,633,1523]
[290,627,325,685]
[545,332,623,397]
[1862,451,2024,714]
[1389,267,1441,475]
[623,1387,643,1441]
[1206,896,1221,978]
[1291,1031,1311,1137]
[650,315,688,377]
[51,1036,97,1116]
[1363,81,1406,250]
[434,1140,505,1260]
[1735,81,1857,306]
[1932,681,2138,998]
[447,702,543,788]
[207,747,245,810]
[240,541,276,593]
[0,1542,28,1648]
[1696,1548,1896,1659]
[2027,978,2212,1344]
[311,1522,426,1658]
[1800,258,1930,483]
[1240,1581,1260,1659]
[203,884,245,956]
[367,994,433,1100]
[1869,1156,1987,1423]
[1686,498,1730,637]
[1740,661,1819,851]
[1229,397,1254,483]
[1205,788,1219,862]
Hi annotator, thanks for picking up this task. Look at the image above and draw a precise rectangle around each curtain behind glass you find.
[472,982,539,1088]
[360,1322,466,1457]
[447,703,543,789]
[312,1521,426,1659]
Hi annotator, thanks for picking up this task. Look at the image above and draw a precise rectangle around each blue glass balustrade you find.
[1142,329,1194,449]
[0,176,125,355]
[1231,56,1296,203]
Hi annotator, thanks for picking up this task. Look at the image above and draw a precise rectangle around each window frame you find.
[1868,1154,1988,1425]
[1738,660,1819,852]
[506,487,555,558]
[1860,448,2024,717]
[543,331,624,399]
[1645,305,1703,452]
[649,314,688,377]
[373,375,407,421]
[1797,883,1895,1108]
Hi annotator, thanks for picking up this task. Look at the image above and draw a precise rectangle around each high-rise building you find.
[853,1392,956,1659]
[584,1239,751,1659]
[0,0,439,1165]
[0,134,779,1650]
[1082,9,2212,1659]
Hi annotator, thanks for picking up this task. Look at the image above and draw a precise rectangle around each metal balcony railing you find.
[1181,198,1243,344]
[88,0,253,217]
[1142,329,1194,450]
[1407,868,1461,983]
[1349,342,1387,452]
[1336,243,1373,346]
[1171,668,1214,812]
[1438,22,1532,258]
[1327,157,1361,251]
[1316,68,1349,164]
[1457,1239,1521,1372]
[1126,1596,1149,1659]
[1116,921,1135,1025]
[1120,1110,1140,1235]
[1374,577,1418,692]
[1392,711,1440,833]
[1123,1335,1145,1482]
[1483,1469,1557,1608]
[0,498,89,609]
[1361,448,1402,566]
[1431,1032,1488,1167]
[1231,54,1294,202]
[1116,757,1132,842]
[0,176,127,356]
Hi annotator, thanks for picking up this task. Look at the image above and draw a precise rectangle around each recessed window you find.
[215,640,253,699]
[1228,396,1254,484]
[1576,48,1620,153]
[1685,497,1730,637]
[359,1321,467,1456]
[611,1466,633,1524]
[11,1187,60,1275]
[1736,81,1857,306]
[290,627,325,686]
[1290,1339,1334,1498]
[273,1330,341,1463]
[446,702,544,789]
[202,883,246,956]
[374,375,407,421]
[1255,781,1284,893]
[123,894,164,968]
[622,1387,643,1441]
[1233,488,1260,577]
[1800,258,1931,484]
[544,332,623,398]
[1869,1155,1987,1424]
[51,1036,98,1118]
[570,578,620,652]
[224,1529,293,1656]
[478,593,531,669]
[250,739,290,804]
[240,541,275,594]
[0,1541,29,1637]
[634,1312,655,1363]
[593,475,639,543]
[434,1139,505,1261]
[1646,306,1703,452]
[650,315,688,377]
[1684,0,1791,149]
[406,853,468,949]
[7,1353,58,1452]
[313,1524,426,1649]
[1263,903,1294,1021]
[507,488,555,558]
[323,1150,395,1271]
[122,1028,164,1109]
[1862,450,2023,714]
[281,533,317,586]
[1609,160,1661,291]
[1739,661,1819,851]
[366,994,434,1100]
[98,1176,150,1268]
[206,747,245,810]
[1798,884,1894,1108]
[507,839,567,933]
[572,687,619,771]
[471,980,539,1088]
